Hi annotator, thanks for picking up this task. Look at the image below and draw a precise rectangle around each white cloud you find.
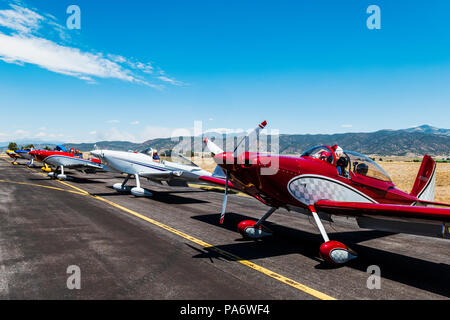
[0,33,146,83]
[140,126,183,141]
[157,76,183,85]
[134,62,154,74]
[341,124,353,128]
[130,121,140,125]
[89,131,97,135]
[0,3,181,88]
[35,132,46,137]
[0,4,43,33]
[95,127,137,142]
[107,120,120,124]
[14,129,28,136]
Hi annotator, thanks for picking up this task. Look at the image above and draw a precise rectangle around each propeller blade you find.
[204,137,224,156]
[220,170,230,224]
[233,120,267,156]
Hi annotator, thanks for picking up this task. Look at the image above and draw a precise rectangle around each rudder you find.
[410,155,436,202]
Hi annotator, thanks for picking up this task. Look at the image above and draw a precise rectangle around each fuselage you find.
[91,150,211,182]
[14,150,33,161]
[215,152,418,210]
[30,150,102,168]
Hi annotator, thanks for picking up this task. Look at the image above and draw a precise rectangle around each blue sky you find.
[0,0,449,143]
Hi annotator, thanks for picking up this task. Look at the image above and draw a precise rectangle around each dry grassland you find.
[378,161,450,204]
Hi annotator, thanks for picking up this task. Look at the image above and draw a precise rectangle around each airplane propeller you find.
[219,120,267,225]
[232,120,267,158]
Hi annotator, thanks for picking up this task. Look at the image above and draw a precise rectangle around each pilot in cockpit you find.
[152,151,161,163]
[332,145,349,178]
[317,151,332,162]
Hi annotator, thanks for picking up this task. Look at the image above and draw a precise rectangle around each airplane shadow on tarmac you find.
[91,186,210,205]
[28,176,106,184]
[191,212,450,298]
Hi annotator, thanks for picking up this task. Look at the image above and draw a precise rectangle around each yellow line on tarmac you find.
[188,183,251,197]
[0,179,87,196]
[52,177,336,300]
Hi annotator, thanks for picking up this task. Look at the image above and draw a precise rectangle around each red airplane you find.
[30,148,105,180]
[201,121,450,264]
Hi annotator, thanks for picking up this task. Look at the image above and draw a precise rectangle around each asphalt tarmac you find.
[0,157,448,300]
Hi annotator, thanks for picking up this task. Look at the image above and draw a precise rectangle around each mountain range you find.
[2,125,450,157]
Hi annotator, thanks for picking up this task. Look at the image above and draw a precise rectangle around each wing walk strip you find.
[6,163,336,300]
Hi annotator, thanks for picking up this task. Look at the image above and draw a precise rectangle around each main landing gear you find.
[41,164,52,173]
[236,205,357,265]
[309,205,357,264]
[113,174,152,197]
[48,166,67,180]
[237,207,277,239]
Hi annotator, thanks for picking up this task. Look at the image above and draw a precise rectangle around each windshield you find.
[140,148,199,167]
[139,147,154,156]
[160,153,199,167]
[345,151,392,182]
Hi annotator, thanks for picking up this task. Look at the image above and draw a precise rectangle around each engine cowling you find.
[319,241,357,264]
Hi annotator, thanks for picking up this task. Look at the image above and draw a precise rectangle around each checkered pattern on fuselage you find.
[288,176,374,206]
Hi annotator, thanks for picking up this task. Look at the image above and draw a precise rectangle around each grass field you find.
[194,157,450,204]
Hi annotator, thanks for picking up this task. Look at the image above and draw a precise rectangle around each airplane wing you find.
[62,159,106,172]
[314,200,450,222]
[314,200,450,238]
[139,171,184,180]
[65,162,104,170]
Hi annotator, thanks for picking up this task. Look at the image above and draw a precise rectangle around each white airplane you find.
[90,148,213,197]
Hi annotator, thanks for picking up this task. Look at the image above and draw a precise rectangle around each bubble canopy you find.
[301,146,392,182]
[345,151,392,182]
[139,148,199,167]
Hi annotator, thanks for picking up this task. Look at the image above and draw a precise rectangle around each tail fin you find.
[212,165,226,178]
[204,137,224,156]
[410,155,436,202]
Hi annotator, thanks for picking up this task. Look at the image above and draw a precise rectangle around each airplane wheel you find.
[237,220,272,240]
[113,183,132,193]
[131,187,153,197]
[319,241,357,264]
